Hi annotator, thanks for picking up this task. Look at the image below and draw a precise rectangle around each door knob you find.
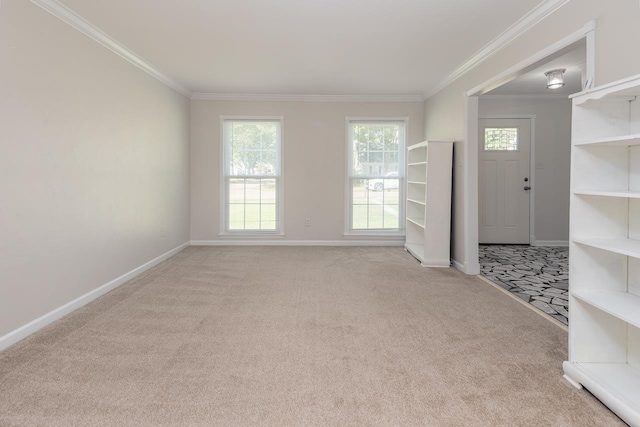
[524,186,531,191]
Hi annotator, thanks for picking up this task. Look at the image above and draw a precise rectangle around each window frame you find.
[344,117,407,236]
[482,126,520,152]
[220,116,284,236]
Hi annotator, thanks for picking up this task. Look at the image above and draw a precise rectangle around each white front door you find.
[479,118,531,244]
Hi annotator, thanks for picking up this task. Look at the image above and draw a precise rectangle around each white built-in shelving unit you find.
[404,141,453,267]
[563,74,640,427]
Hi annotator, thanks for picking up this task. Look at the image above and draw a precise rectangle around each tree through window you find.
[484,127,519,151]
[347,119,406,232]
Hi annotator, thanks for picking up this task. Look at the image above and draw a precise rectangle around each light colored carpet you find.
[0,246,623,426]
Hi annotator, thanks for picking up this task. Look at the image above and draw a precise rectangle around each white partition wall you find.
[405,141,453,267]
[563,74,640,426]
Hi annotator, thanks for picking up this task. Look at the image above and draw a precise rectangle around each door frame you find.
[459,20,596,275]
[479,115,536,245]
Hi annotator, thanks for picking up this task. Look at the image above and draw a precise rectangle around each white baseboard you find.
[0,242,189,352]
[452,259,466,272]
[422,259,452,268]
[452,258,481,275]
[190,239,405,247]
[533,240,569,247]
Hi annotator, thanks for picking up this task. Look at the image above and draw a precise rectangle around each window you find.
[222,118,282,233]
[484,127,519,151]
[347,119,406,233]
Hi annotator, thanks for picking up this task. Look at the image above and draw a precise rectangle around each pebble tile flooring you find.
[479,245,569,325]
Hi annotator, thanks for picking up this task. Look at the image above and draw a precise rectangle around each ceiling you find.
[486,39,586,96]
[55,0,550,96]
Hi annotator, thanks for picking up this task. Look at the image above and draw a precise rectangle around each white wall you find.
[424,0,640,269]
[0,1,191,338]
[479,96,572,244]
[190,100,423,241]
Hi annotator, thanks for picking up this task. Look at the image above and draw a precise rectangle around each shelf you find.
[574,190,640,199]
[573,290,640,328]
[575,95,638,107]
[573,237,640,259]
[406,217,425,228]
[574,134,640,147]
[405,140,452,269]
[567,73,640,427]
[407,142,428,150]
[563,362,640,426]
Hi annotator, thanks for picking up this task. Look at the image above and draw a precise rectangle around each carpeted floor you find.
[0,246,623,426]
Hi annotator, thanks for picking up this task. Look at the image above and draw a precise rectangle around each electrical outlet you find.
[536,161,545,169]
[305,218,311,227]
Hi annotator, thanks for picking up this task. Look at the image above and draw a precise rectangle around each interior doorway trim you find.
[467,20,596,97]
[479,115,536,245]
[460,20,596,275]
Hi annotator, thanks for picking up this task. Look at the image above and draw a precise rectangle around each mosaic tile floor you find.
[479,245,569,325]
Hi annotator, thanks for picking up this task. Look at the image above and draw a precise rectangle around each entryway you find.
[459,22,596,277]
[479,245,569,325]
[472,39,586,326]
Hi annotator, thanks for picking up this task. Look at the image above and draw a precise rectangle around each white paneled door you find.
[479,118,531,244]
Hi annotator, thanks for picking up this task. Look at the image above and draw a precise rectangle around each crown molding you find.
[423,0,571,100]
[30,0,192,97]
[191,92,424,103]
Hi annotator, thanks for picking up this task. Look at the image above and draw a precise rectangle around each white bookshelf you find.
[564,73,640,427]
[404,141,453,267]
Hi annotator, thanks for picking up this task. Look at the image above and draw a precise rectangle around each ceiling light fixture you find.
[545,68,566,89]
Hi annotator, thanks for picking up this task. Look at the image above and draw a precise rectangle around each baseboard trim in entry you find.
[533,240,569,247]
[452,259,466,272]
[0,242,189,352]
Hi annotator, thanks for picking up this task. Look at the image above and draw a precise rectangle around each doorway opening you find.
[462,21,596,324]
[462,21,596,277]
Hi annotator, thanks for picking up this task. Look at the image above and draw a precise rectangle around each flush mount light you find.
[545,68,566,89]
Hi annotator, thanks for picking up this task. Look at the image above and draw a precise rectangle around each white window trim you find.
[219,115,285,237]
[482,126,521,152]
[344,117,408,237]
